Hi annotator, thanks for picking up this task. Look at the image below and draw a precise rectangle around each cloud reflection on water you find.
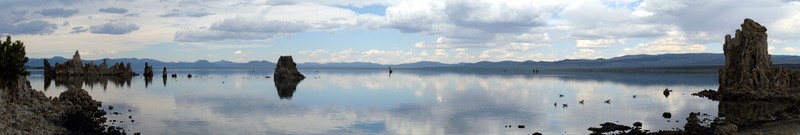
[27,69,719,134]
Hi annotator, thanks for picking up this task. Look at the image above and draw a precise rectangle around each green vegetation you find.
[0,35,30,80]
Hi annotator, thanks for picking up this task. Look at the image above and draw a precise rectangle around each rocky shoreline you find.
[0,76,125,134]
[586,18,800,135]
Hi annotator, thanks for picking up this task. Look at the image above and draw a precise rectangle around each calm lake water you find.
[27,69,719,134]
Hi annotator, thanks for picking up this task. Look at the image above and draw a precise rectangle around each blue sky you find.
[2,0,799,64]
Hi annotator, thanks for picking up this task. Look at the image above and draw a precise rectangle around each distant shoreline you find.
[23,64,800,73]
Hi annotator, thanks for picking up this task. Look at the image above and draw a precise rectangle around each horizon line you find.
[29,52,794,65]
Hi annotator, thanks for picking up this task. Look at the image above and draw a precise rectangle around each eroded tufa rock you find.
[711,18,800,101]
[47,51,135,77]
[273,56,305,80]
[143,63,154,77]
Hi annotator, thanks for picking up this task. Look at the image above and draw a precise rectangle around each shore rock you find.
[0,76,122,134]
[43,59,54,76]
[273,56,305,80]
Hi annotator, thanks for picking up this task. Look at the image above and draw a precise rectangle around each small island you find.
[273,56,304,99]
[44,51,136,77]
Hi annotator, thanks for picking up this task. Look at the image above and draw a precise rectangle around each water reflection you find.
[274,77,302,99]
[144,76,153,88]
[27,69,720,134]
[44,75,132,90]
[719,101,795,125]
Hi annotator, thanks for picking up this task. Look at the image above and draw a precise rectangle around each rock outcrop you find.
[0,77,124,134]
[273,56,304,99]
[143,62,154,77]
[273,56,305,80]
[161,67,167,78]
[703,18,800,101]
[46,51,135,77]
[43,59,54,76]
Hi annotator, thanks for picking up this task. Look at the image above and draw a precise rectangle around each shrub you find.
[0,35,30,80]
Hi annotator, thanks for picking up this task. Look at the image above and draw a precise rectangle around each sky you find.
[1,0,800,64]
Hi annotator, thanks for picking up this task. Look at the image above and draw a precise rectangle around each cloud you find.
[478,42,551,61]
[784,47,800,53]
[384,0,564,48]
[89,22,140,35]
[175,3,364,42]
[37,8,79,18]
[159,12,213,18]
[0,0,86,9]
[619,28,711,55]
[0,20,59,35]
[296,49,416,64]
[298,49,330,57]
[158,9,214,18]
[99,7,128,14]
[174,29,277,42]
[443,0,549,33]
[567,49,601,60]
[210,18,311,33]
[641,0,791,34]
[575,39,626,48]
[70,26,89,34]
[233,50,243,55]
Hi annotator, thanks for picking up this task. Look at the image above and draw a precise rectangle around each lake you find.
[27,69,720,134]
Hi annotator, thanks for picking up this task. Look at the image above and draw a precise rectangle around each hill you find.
[25,53,800,70]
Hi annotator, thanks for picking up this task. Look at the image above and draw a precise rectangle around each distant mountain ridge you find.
[25,53,800,69]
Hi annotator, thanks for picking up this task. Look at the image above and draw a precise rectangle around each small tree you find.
[0,35,30,81]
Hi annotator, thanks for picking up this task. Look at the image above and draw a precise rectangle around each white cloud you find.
[567,49,601,59]
[298,49,330,57]
[233,50,243,55]
[296,49,417,64]
[619,27,711,55]
[686,44,707,52]
[433,49,448,58]
[384,0,564,48]
[454,48,474,59]
[769,46,776,53]
[6,0,800,63]
[175,3,369,42]
[784,47,800,53]
[575,39,626,48]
